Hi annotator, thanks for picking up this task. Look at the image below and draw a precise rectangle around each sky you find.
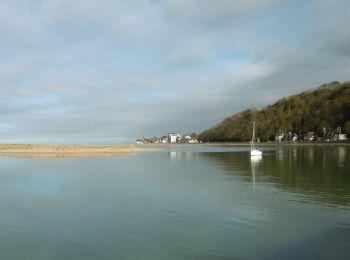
[1,0,350,144]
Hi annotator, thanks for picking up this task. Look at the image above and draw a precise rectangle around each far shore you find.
[138,142,350,147]
[0,144,157,158]
[0,142,348,158]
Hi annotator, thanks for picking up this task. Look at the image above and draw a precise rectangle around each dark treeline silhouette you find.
[199,81,350,142]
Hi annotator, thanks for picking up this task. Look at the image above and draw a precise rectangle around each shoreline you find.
[138,142,350,147]
[0,142,348,157]
[0,144,157,157]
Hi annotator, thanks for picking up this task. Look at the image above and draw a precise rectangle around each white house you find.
[338,134,348,141]
[275,134,284,142]
[168,133,178,143]
[135,139,144,144]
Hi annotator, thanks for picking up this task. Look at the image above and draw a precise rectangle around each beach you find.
[0,144,156,158]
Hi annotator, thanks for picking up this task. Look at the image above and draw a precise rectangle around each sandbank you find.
[0,144,157,158]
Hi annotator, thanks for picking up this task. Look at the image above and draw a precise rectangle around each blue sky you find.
[1,0,350,143]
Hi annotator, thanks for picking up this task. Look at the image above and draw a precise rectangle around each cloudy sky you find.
[1,0,349,143]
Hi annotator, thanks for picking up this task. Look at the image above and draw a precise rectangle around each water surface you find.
[0,145,349,259]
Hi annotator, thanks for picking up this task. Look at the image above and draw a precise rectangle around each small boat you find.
[250,121,262,156]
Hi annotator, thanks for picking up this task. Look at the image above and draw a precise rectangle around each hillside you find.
[198,81,350,142]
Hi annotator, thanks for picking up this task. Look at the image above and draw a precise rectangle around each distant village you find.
[136,127,348,144]
[135,133,200,144]
[274,127,348,143]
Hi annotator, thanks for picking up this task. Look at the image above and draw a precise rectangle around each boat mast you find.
[251,121,256,150]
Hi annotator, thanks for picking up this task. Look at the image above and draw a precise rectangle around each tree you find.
[198,81,350,142]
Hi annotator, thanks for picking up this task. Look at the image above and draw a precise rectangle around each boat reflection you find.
[197,146,350,207]
[251,155,262,164]
[251,155,262,191]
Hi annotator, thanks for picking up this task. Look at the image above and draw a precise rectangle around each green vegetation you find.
[199,81,350,142]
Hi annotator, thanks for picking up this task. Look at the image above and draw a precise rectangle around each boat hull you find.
[250,149,262,156]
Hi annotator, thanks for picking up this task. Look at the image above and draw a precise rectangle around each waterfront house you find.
[168,133,178,143]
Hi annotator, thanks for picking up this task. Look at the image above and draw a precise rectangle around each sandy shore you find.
[0,144,157,158]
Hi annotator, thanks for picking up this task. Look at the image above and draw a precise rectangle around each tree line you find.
[198,81,350,142]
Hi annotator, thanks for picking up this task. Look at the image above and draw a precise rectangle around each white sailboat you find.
[250,121,262,156]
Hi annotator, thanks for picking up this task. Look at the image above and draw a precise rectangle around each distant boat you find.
[250,121,262,156]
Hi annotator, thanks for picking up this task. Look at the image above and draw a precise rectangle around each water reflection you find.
[338,147,346,165]
[251,155,262,191]
[197,146,350,207]
[250,155,262,164]
[169,151,178,160]
[0,146,349,259]
[168,151,196,160]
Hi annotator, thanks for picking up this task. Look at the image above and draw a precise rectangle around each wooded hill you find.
[198,81,350,142]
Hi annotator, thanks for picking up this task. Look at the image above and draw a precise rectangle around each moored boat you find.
[250,121,262,156]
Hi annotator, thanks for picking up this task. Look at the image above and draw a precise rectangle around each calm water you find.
[0,145,349,259]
